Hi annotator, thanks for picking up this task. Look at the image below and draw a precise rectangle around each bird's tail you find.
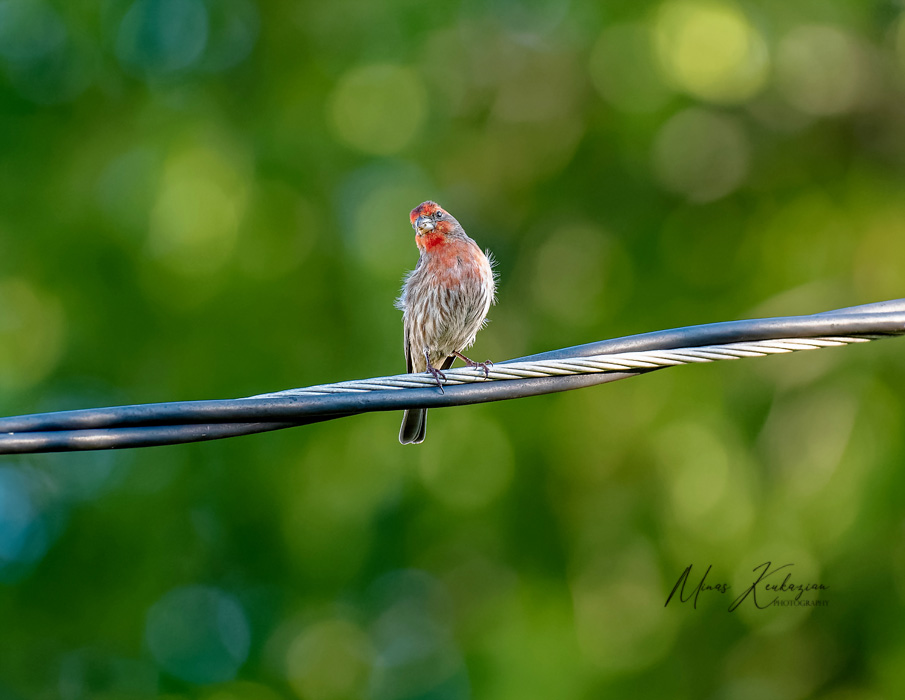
[399,409,427,444]
[399,356,454,444]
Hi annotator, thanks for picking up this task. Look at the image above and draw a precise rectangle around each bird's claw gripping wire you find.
[424,352,447,393]
[454,351,493,379]
[427,366,446,393]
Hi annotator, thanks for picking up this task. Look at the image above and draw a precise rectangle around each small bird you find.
[396,201,497,444]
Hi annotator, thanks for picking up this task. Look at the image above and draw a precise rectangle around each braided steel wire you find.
[250,336,872,398]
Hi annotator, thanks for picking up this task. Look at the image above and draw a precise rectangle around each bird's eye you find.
[434,210,443,219]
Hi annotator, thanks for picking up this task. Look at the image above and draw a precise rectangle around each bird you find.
[395,201,497,444]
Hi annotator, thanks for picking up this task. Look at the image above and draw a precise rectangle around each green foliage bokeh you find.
[1,0,905,697]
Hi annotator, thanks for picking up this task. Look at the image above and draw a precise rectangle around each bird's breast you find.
[423,239,491,289]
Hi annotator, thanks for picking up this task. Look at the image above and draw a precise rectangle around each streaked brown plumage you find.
[395,201,496,444]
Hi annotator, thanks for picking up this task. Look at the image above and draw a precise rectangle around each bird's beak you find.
[414,216,434,235]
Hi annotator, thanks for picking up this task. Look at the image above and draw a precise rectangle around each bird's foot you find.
[425,359,446,393]
[454,352,493,379]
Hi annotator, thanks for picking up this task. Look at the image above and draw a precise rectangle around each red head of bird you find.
[409,201,464,252]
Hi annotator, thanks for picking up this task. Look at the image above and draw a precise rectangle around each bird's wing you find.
[402,255,424,374]
[404,328,413,374]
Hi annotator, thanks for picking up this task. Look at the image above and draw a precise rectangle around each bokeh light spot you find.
[572,543,678,672]
[285,619,373,700]
[452,117,585,191]
[350,184,423,276]
[339,162,429,279]
[662,422,729,518]
[853,202,905,301]
[116,0,208,76]
[0,0,66,61]
[418,414,513,510]
[35,449,128,503]
[759,389,856,499]
[0,0,92,104]
[204,681,284,700]
[653,107,749,201]
[97,148,162,233]
[479,0,570,37]
[492,50,579,123]
[896,13,905,77]
[327,64,427,156]
[367,570,466,700]
[282,422,407,584]
[754,191,851,285]
[0,468,47,572]
[655,420,754,542]
[237,183,317,280]
[148,145,247,276]
[589,23,672,113]
[0,278,65,393]
[532,224,633,328]
[655,0,768,104]
[145,585,250,684]
[0,466,63,583]
[200,0,259,72]
[777,25,870,116]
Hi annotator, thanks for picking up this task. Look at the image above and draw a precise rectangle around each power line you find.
[0,299,901,454]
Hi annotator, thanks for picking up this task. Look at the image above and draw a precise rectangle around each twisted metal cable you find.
[0,299,901,454]
[250,335,873,398]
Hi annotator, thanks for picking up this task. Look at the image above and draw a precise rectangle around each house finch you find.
[396,201,497,444]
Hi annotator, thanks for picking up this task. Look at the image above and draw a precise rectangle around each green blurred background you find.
[1,0,905,697]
